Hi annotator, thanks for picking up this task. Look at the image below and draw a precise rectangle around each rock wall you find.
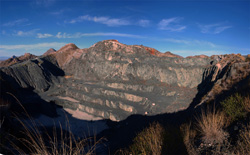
[5,40,246,121]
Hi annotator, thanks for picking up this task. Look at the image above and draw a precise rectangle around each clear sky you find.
[0,0,250,57]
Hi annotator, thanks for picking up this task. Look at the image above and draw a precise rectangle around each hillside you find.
[0,40,250,154]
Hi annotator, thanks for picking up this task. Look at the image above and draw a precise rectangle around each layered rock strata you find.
[2,40,247,121]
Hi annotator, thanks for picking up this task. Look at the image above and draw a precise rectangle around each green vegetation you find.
[220,93,248,122]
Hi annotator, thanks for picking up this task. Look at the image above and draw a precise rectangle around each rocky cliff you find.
[1,40,249,121]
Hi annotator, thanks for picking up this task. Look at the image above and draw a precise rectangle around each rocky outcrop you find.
[195,54,250,107]
[0,53,37,67]
[2,40,248,121]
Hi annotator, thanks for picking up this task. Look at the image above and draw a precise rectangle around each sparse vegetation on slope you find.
[129,122,164,155]
[196,108,228,145]
[181,93,250,155]
[220,93,248,122]
[0,96,104,155]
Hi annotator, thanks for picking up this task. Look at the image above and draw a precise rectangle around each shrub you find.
[129,122,164,155]
[220,93,248,122]
[196,108,228,145]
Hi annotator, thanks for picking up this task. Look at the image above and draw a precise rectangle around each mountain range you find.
[0,40,250,154]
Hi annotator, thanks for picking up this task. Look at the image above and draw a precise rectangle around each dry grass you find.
[182,108,230,155]
[10,116,102,155]
[129,122,164,155]
[243,96,250,112]
[196,108,228,144]
[1,93,103,155]
[181,123,198,155]
[0,98,10,128]
[235,124,250,154]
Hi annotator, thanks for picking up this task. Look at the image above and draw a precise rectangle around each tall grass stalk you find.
[196,108,228,144]
[3,93,103,155]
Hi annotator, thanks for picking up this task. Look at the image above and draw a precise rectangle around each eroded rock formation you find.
[1,40,249,121]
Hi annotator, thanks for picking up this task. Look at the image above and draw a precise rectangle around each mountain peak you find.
[57,43,79,53]
[43,48,56,56]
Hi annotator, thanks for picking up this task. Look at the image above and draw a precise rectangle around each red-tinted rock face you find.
[144,47,158,55]
[52,43,84,68]
[159,51,183,58]
[186,55,209,59]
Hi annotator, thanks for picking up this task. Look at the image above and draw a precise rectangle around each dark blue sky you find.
[0,0,249,57]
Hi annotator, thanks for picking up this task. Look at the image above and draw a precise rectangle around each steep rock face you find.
[63,40,212,88]
[196,55,250,107]
[4,40,247,121]
[40,40,215,121]
[0,56,63,92]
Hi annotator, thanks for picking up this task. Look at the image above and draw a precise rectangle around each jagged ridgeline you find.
[1,40,249,121]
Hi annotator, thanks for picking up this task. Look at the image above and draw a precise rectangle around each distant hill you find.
[0,53,37,67]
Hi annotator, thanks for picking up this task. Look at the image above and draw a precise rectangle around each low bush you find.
[220,93,248,122]
[196,108,228,145]
[182,108,230,155]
